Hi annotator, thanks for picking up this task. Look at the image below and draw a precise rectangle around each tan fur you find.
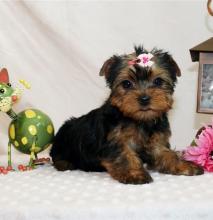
[102,59,203,181]
[109,62,174,120]
[147,132,203,175]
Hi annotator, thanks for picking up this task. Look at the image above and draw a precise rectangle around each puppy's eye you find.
[121,80,133,89]
[7,83,11,87]
[153,78,163,87]
[0,89,5,94]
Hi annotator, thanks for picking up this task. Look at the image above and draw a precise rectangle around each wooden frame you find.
[197,53,213,113]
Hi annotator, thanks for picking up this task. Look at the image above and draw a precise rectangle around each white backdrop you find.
[0,0,212,155]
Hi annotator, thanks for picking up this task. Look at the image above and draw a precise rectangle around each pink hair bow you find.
[128,53,154,67]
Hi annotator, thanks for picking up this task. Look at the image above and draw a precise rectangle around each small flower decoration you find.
[183,123,213,172]
[128,53,154,67]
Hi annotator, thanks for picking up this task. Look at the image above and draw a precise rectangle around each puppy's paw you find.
[115,170,153,184]
[176,161,204,176]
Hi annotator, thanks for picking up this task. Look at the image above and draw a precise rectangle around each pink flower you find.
[128,53,154,67]
[183,124,213,172]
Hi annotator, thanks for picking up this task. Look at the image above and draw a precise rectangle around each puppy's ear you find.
[169,57,181,77]
[99,57,115,77]
[154,49,181,79]
[99,55,122,87]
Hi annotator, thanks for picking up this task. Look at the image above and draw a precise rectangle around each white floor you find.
[0,155,213,220]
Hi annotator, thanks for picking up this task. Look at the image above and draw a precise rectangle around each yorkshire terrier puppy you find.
[50,46,203,184]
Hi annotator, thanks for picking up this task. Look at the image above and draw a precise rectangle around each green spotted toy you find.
[0,68,54,169]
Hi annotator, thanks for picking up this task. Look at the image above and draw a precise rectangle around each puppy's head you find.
[100,46,181,121]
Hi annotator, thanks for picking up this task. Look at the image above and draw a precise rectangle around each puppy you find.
[50,46,203,184]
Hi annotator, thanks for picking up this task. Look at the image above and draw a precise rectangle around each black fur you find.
[50,101,170,172]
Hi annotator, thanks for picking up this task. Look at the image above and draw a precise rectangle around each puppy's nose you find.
[139,95,150,106]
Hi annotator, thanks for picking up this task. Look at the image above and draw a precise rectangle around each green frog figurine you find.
[0,68,54,169]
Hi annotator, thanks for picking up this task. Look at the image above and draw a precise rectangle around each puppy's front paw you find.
[116,170,153,184]
[176,161,204,176]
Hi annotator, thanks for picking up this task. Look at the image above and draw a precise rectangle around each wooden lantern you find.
[190,37,213,113]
